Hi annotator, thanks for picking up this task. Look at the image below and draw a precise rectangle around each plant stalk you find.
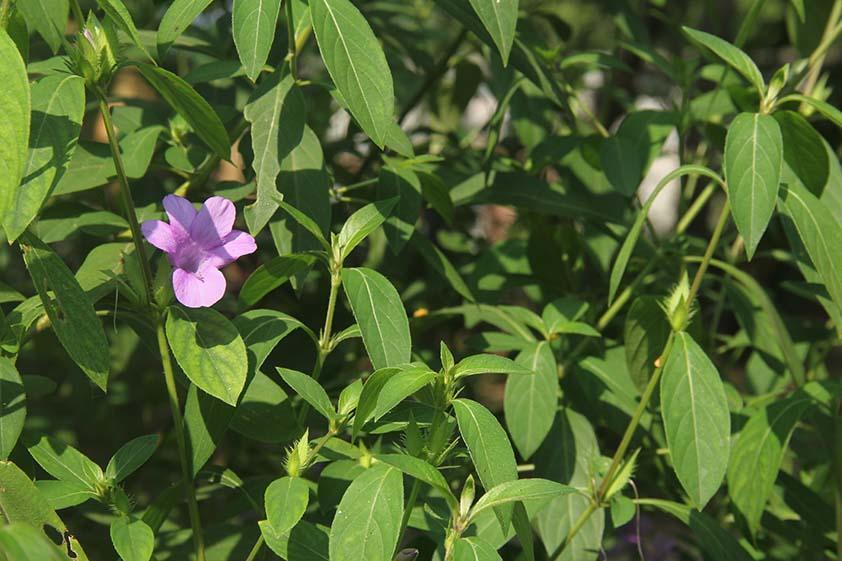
[687,200,731,306]
[285,0,297,80]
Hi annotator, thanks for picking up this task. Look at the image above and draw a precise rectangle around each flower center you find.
[172,239,208,274]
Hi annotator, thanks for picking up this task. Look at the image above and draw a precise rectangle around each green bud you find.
[70,13,118,91]
[440,341,454,373]
[762,64,790,112]
[285,429,309,477]
[338,379,362,415]
[459,474,475,519]
[661,273,692,331]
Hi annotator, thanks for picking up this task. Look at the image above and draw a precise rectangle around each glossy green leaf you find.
[337,198,399,260]
[239,254,317,307]
[328,463,403,561]
[36,480,96,510]
[725,113,783,259]
[660,332,730,508]
[310,0,395,147]
[504,342,557,459]
[353,366,437,436]
[133,62,230,160]
[682,27,764,95]
[341,267,411,370]
[165,306,248,406]
[0,359,25,461]
[278,367,335,420]
[233,0,282,81]
[21,234,110,390]
[468,479,574,522]
[0,30,30,226]
[453,537,503,561]
[453,354,531,378]
[4,75,85,241]
[781,93,842,129]
[774,110,828,196]
[265,476,310,535]
[624,296,670,393]
[600,110,675,197]
[27,434,103,490]
[467,0,518,65]
[453,398,517,530]
[16,0,67,53]
[158,0,213,57]
[106,434,159,483]
[244,72,306,234]
[374,453,456,508]
[110,516,154,561]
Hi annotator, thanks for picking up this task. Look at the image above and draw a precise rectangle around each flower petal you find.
[172,266,227,308]
[163,195,197,232]
[206,230,257,268]
[141,220,176,253]
[191,196,235,248]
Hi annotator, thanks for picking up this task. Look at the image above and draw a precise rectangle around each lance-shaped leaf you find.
[310,0,395,147]
[504,342,557,459]
[110,516,154,561]
[724,113,783,259]
[624,296,671,393]
[337,198,399,260]
[158,0,214,57]
[244,72,306,234]
[183,384,234,477]
[660,332,730,508]
[375,453,456,508]
[239,254,318,307]
[342,267,411,370]
[105,435,159,483]
[353,366,437,436]
[468,479,574,522]
[165,306,248,406]
[233,0,282,81]
[4,75,85,241]
[265,476,310,535]
[0,358,25,460]
[278,367,335,420]
[377,165,422,254]
[467,0,518,66]
[328,464,403,561]
[0,30,30,225]
[27,435,103,490]
[682,27,765,95]
[453,354,531,378]
[95,0,152,60]
[453,537,503,561]
[16,0,67,53]
[21,234,110,390]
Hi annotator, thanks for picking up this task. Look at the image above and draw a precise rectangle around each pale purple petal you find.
[191,196,235,248]
[205,230,257,268]
[172,266,227,308]
[141,220,176,253]
[163,195,197,233]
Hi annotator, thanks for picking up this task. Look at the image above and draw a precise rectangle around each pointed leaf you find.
[682,27,764,95]
[467,0,518,65]
[106,435,159,483]
[158,0,214,57]
[504,342,557,459]
[454,354,531,379]
[265,476,310,535]
[16,0,67,53]
[278,367,335,420]
[0,30,30,225]
[110,517,154,561]
[239,254,318,307]
[337,198,399,260]
[27,435,103,490]
[0,358,25,460]
[233,0,282,81]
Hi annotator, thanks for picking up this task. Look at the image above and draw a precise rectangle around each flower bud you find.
[459,474,475,519]
[70,13,118,91]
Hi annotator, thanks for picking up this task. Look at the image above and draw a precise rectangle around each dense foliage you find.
[0,0,841,560]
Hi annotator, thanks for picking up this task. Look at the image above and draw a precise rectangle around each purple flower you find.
[141,195,256,308]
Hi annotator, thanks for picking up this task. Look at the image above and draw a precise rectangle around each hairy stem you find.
[156,317,206,561]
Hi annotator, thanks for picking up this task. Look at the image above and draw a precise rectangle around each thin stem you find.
[69,0,85,26]
[675,182,716,234]
[0,0,11,28]
[285,0,297,80]
[396,479,421,552]
[97,95,156,306]
[557,502,599,558]
[334,177,379,195]
[801,0,842,98]
[156,317,206,561]
[687,200,731,307]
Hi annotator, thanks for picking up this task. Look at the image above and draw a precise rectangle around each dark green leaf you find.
[377,166,422,254]
[624,296,670,393]
[27,434,103,490]
[239,254,317,307]
[278,367,335,420]
[0,359,25,461]
[682,27,764,95]
[233,0,282,81]
[105,435,159,483]
[110,517,154,561]
[504,342,557,459]
[158,0,213,56]
[337,198,399,260]
[467,0,518,65]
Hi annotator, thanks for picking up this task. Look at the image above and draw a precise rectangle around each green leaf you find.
[377,166,422,254]
[36,480,96,510]
[0,358,25,460]
[239,254,317,307]
[353,366,437,436]
[374,453,456,508]
[467,0,518,65]
[27,434,103,490]
[453,537,503,561]
[724,113,783,259]
[183,384,234,477]
[660,332,730,508]
[310,0,395,147]
[165,306,248,406]
[21,234,110,390]
[778,180,842,318]
[453,354,531,378]
[469,479,574,522]
[133,63,230,160]
[4,75,85,241]
[231,371,298,443]
[110,516,154,561]
[600,111,675,197]
[410,234,475,302]
[639,499,753,561]
[278,367,335,420]
[504,342,557,460]
[453,398,517,530]
[105,435,159,483]
[608,165,724,303]
[276,198,331,252]
[727,385,819,536]
[341,267,411,370]
[682,27,765,95]
[337,198,399,260]
[328,463,403,561]
[260,519,330,561]
[16,0,67,53]
[774,110,828,197]
[265,476,310,535]
[233,0,282,81]
[0,30,30,226]
[158,0,213,57]
[235,309,305,372]
[270,126,332,258]
[96,0,152,59]
[624,296,670,393]
[781,93,842,129]
[244,72,306,234]
[0,524,66,561]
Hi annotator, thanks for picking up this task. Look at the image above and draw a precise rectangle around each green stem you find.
[97,95,156,306]
[284,0,297,80]
[395,479,421,552]
[0,0,11,28]
[334,177,379,195]
[156,317,206,561]
[244,536,264,561]
[801,0,842,98]
[69,0,84,26]
[687,200,731,307]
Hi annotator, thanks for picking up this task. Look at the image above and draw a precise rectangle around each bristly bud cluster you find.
[284,430,310,477]
[69,12,118,91]
[661,273,694,332]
